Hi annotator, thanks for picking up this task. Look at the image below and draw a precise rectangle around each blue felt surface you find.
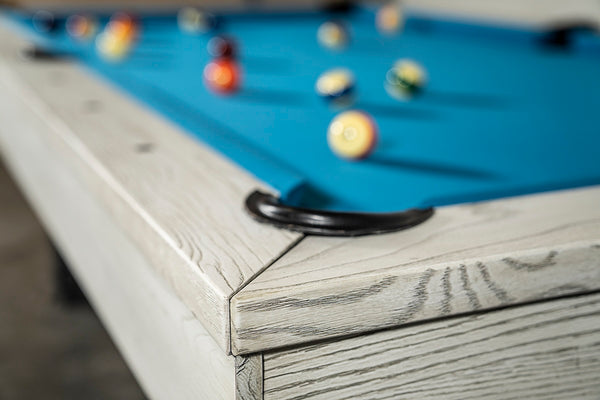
[5,8,600,212]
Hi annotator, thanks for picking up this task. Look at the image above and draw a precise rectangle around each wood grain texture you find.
[263,293,600,400]
[0,21,301,352]
[232,187,600,354]
[236,354,263,400]
[0,82,237,400]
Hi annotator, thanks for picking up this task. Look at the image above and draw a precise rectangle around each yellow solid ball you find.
[317,21,348,50]
[96,31,132,61]
[376,3,404,34]
[327,111,378,160]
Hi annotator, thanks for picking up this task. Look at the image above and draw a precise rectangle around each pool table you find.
[8,4,600,234]
[1,2,600,399]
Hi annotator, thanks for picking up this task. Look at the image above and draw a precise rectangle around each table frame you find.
[1,3,600,397]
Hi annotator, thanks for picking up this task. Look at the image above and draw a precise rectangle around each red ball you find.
[203,59,240,94]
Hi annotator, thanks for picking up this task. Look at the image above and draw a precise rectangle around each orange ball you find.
[108,12,138,42]
[66,14,98,40]
[203,59,241,94]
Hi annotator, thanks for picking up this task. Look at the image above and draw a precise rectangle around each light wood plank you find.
[232,187,600,354]
[263,293,600,400]
[0,21,301,352]
[0,80,237,400]
[236,354,264,400]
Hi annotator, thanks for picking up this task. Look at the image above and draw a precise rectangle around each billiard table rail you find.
[2,3,600,362]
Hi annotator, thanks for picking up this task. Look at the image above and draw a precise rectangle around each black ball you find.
[208,35,236,59]
[32,10,59,34]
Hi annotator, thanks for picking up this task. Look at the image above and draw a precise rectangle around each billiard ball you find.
[385,59,427,100]
[96,12,138,61]
[317,21,349,50]
[96,31,133,61]
[327,110,378,160]
[315,68,355,107]
[207,36,237,59]
[178,7,216,34]
[32,10,58,34]
[204,59,241,94]
[66,14,98,41]
[107,12,138,42]
[376,2,404,35]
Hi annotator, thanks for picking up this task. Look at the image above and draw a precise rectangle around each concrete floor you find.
[0,161,147,400]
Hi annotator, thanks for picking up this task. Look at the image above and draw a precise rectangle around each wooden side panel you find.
[263,294,600,400]
[236,354,264,400]
[0,78,236,400]
[0,22,301,352]
[232,187,600,354]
